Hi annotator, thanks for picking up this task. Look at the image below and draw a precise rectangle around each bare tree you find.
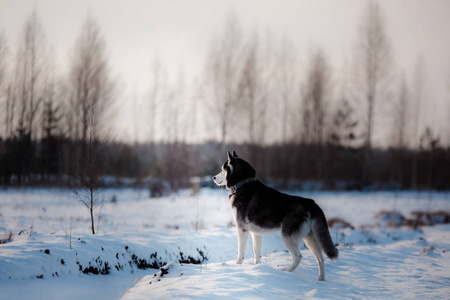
[270,35,298,184]
[301,49,331,146]
[0,32,9,138]
[392,73,409,149]
[3,84,16,140]
[161,71,194,191]
[410,57,426,189]
[237,31,270,163]
[276,36,298,144]
[3,10,48,185]
[68,15,114,149]
[301,48,332,180]
[67,15,114,235]
[204,10,243,146]
[389,73,410,187]
[0,32,25,141]
[163,72,185,144]
[67,123,110,235]
[355,0,392,185]
[448,68,450,146]
[147,56,165,145]
[15,9,47,139]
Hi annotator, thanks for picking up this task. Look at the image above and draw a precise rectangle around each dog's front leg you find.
[251,233,262,264]
[236,228,249,264]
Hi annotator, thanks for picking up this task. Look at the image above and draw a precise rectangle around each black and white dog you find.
[213,151,338,281]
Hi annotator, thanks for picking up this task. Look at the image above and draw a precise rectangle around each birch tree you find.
[355,0,392,185]
[392,73,409,149]
[67,15,114,235]
[302,49,331,146]
[410,57,426,189]
[237,32,269,162]
[301,49,332,180]
[15,9,47,139]
[204,10,243,146]
[0,32,9,138]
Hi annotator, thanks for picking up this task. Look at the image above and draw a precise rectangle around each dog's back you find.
[233,180,338,261]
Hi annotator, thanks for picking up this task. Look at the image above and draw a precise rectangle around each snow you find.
[0,187,449,299]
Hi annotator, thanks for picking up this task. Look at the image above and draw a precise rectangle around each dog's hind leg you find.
[281,235,302,272]
[236,228,249,264]
[304,234,325,281]
[281,214,309,272]
[251,233,262,264]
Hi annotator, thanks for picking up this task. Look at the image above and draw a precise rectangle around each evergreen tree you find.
[39,98,63,181]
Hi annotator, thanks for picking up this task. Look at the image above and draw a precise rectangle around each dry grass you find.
[375,210,450,229]
[407,211,450,228]
[0,231,13,244]
[375,211,406,227]
[327,218,355,229]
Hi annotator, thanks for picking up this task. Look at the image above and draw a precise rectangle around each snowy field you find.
[1,187,450,299]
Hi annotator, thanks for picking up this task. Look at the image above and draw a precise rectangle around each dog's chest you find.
[229,194,247,223]
[230,193,248,212]
[230,194,280,234]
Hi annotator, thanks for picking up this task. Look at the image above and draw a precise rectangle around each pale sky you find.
[1,0,450,145]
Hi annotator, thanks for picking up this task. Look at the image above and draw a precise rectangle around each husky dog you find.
[213,151,338,281]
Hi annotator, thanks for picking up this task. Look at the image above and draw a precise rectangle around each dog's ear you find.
[232,151,239,158]
[227,151,234,162]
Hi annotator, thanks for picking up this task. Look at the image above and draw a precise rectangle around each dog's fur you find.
[213,151,338,281]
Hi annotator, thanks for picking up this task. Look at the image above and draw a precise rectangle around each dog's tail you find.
[312,210,339,260]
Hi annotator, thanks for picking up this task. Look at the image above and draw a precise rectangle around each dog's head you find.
[213,151,256,190]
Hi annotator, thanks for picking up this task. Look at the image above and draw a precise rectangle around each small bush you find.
[408,211,450,228]
[327,218,355,229]
[149,179,170,198]
[375,210,450,228]
[375,211,406,227]
[0,231,13,244]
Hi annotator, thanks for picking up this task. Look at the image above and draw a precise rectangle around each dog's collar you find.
[229,178,256,194]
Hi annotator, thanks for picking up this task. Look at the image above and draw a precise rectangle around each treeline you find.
[1,3,449,191]
[1,138,449,190]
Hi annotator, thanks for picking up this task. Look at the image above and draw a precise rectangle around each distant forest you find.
[1,138,449,191]
[1,3,449,191]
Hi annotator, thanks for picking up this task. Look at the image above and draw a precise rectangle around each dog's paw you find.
[284,266,296,272]
[235,257,244,264]
[254,258,261,265]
